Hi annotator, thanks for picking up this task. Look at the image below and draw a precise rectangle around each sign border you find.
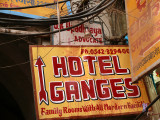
[29,45,142,120]
[125,0,160,82]
[51,20,106,45]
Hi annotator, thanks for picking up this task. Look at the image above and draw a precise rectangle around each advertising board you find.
[125,0,160,82]
[30,45,149,119]
[52,21,105,45]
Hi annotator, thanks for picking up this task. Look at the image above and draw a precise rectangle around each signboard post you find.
[125,0,160,82]
[30,45,149,119]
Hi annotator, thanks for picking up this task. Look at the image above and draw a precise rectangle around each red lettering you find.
[54,24,64,29]
[82,37,86,42]
[86,38,89,42]
[112,55,129,74]
[96,80,111,100]
[52,57,69,77]
[48,79,141,103]
[41,108,45,115]
[65,81,81,102]
[90,38,93,43]
[93,39,97,43]
[79,37,82,42]
[98,56,114,75]
[94,28,98,36]
[50,81,65,103]
[74,36,78,41]
[75,26,78,32]
[99,38,103,43]
[124,78,140,98]
[137,0,146,12]
[83,56,97,75]
[79,25,83,32]
[63,107,68,113]
[54,24,58,29]
[152,1,159,16]
[68,57,84,76]
[90,28,93,33]
[98,28,102,34]
[110,78,126,99]
[81,80,97,100]
[60,24,64,30]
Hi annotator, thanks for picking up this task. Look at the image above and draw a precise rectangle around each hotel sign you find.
[30,46,149,119]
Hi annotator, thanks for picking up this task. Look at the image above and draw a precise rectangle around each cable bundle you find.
[0,0,115,26]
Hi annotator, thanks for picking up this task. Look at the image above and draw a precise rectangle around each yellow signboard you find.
[0,0,68,18]
[30,46,149,119]
[125,0,160,82]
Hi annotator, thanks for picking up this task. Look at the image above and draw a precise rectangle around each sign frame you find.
[51,20,105,45]
[125,0,160,82]
[29,45,149,120]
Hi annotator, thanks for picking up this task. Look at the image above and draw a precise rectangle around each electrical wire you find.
[0,0,130,44]
[0,36,28,46]
[0,2,115,68]
[0,4,131,70]
[0,1,114,26]
[0,29,127,46]
[91,34,104,43]
[46,4,93,18]
[0,1,97,25]
[97,16,111,39]
[0,61,30,69]
[0,0,115,36]
[0,7,93,26]
[0,32,105,69]
[0,0,114,26]
[0,31,127,69]
[0,3,94,20]
[0,13,98,36]
[0,26,51,46]
[89,0,107,12]
[0,37,82,69]
[0,1,92,20]
[0,0,70,10]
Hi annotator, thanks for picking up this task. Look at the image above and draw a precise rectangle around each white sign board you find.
[53,21,104,45]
